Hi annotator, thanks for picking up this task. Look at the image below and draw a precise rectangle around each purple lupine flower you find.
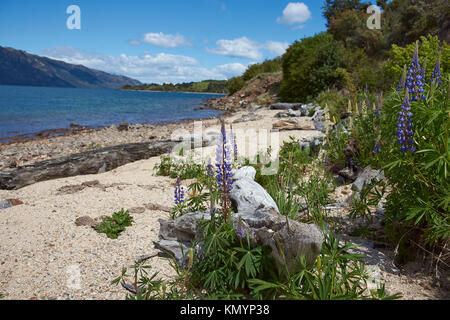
[396,89,416,153]
[406,44,425,101]
[372,140,381,154]
[174,178,185,205]
[216,121,233,220]
[365,94,372,113]
[235,217,245,239]
[206,159,214,177]
[431,53,442,86]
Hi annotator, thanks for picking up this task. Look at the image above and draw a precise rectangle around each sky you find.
[0,0,329,84]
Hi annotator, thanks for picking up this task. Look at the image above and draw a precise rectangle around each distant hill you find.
[121,80,227,94]
[0,46,141,89]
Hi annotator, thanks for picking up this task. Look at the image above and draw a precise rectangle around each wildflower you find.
[406,42,425,101]
[216,121,233,219]
[396,89,416,153]
[236,216,245,239]
[206,159,214,177]
[174,178,185,205]
[431,52,442,86]
[372,140,381,154]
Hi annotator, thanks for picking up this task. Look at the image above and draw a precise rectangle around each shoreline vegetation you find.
[120,80,228,94]
[0,0,449,302]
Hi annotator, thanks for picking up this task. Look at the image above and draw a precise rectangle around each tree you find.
[322,0,369,27]
[280,33,344,102]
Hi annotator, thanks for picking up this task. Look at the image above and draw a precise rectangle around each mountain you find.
[0,46,141,89]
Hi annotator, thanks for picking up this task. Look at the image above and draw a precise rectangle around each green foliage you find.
[315,90,347,120]
[380,77,450,251]
[322,0,369,27]
[280,33,344,102]
[241,58,282,82]
[381,0,450,48]
[225,59,282,95]
[121,80,227,94]
[95,209,133,239]
[154,154,205,180]
[249,232,401,300]
[385,35,450,86]
[338,56,449,260]
[225,76,245,95]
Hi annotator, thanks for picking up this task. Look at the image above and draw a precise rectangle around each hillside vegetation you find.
[121,80,227,94]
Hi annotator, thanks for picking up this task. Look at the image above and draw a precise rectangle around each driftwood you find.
[0,140,180,190]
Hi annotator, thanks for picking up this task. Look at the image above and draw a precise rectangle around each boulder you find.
[230,167,279,214]
[272,118,315,131]
[154,166,324,273]
[311,108,326,122]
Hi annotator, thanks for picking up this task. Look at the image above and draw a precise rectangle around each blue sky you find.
[0,0,329,83]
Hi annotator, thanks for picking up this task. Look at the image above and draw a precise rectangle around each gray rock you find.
[232,166,256,181]
[0,199,13,210]
[352,166,385,192]
[118,122,129,131]
[230,167,279,215]
[234,209,324,273]
[75,216,97,227]
[270,103,303,110]
[338,167,359,182]
[311,108,326,122]
[314,121,326,132]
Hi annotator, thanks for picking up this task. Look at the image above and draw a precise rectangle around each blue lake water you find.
[0,85,224,142]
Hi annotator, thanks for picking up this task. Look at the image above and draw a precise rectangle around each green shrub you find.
[225,77,245,95]
[385,35,450,87]
[315,90,347,120]
[95,209,133,239]
[280,33,344,102]
[154,154,205,180]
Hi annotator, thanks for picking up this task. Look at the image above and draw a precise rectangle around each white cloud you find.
[207,37,263,60]
[277,2,311,26]
[42,47,248,84]
[142,32,191,48]
[208,37,289,60]
[263,41,290,56]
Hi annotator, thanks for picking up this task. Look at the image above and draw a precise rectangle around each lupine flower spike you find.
[236,216,245,240]
[372,140,381,155]
[396,88,416,153]
[406,42,425,101]
[174,178,185,205]
[431,51,442,87]
[216,120,233,221]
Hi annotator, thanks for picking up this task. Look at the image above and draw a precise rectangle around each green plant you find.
[248,232,401,300]
[95,209,133,239]
[154,154,205,180]
[280,33,344,102]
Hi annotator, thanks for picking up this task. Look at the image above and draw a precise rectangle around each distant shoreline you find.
[120,89,227,95]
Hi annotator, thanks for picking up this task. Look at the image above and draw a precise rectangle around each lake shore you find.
[0,105,445,300]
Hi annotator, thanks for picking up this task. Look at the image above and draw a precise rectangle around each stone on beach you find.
[155,166,324,273]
